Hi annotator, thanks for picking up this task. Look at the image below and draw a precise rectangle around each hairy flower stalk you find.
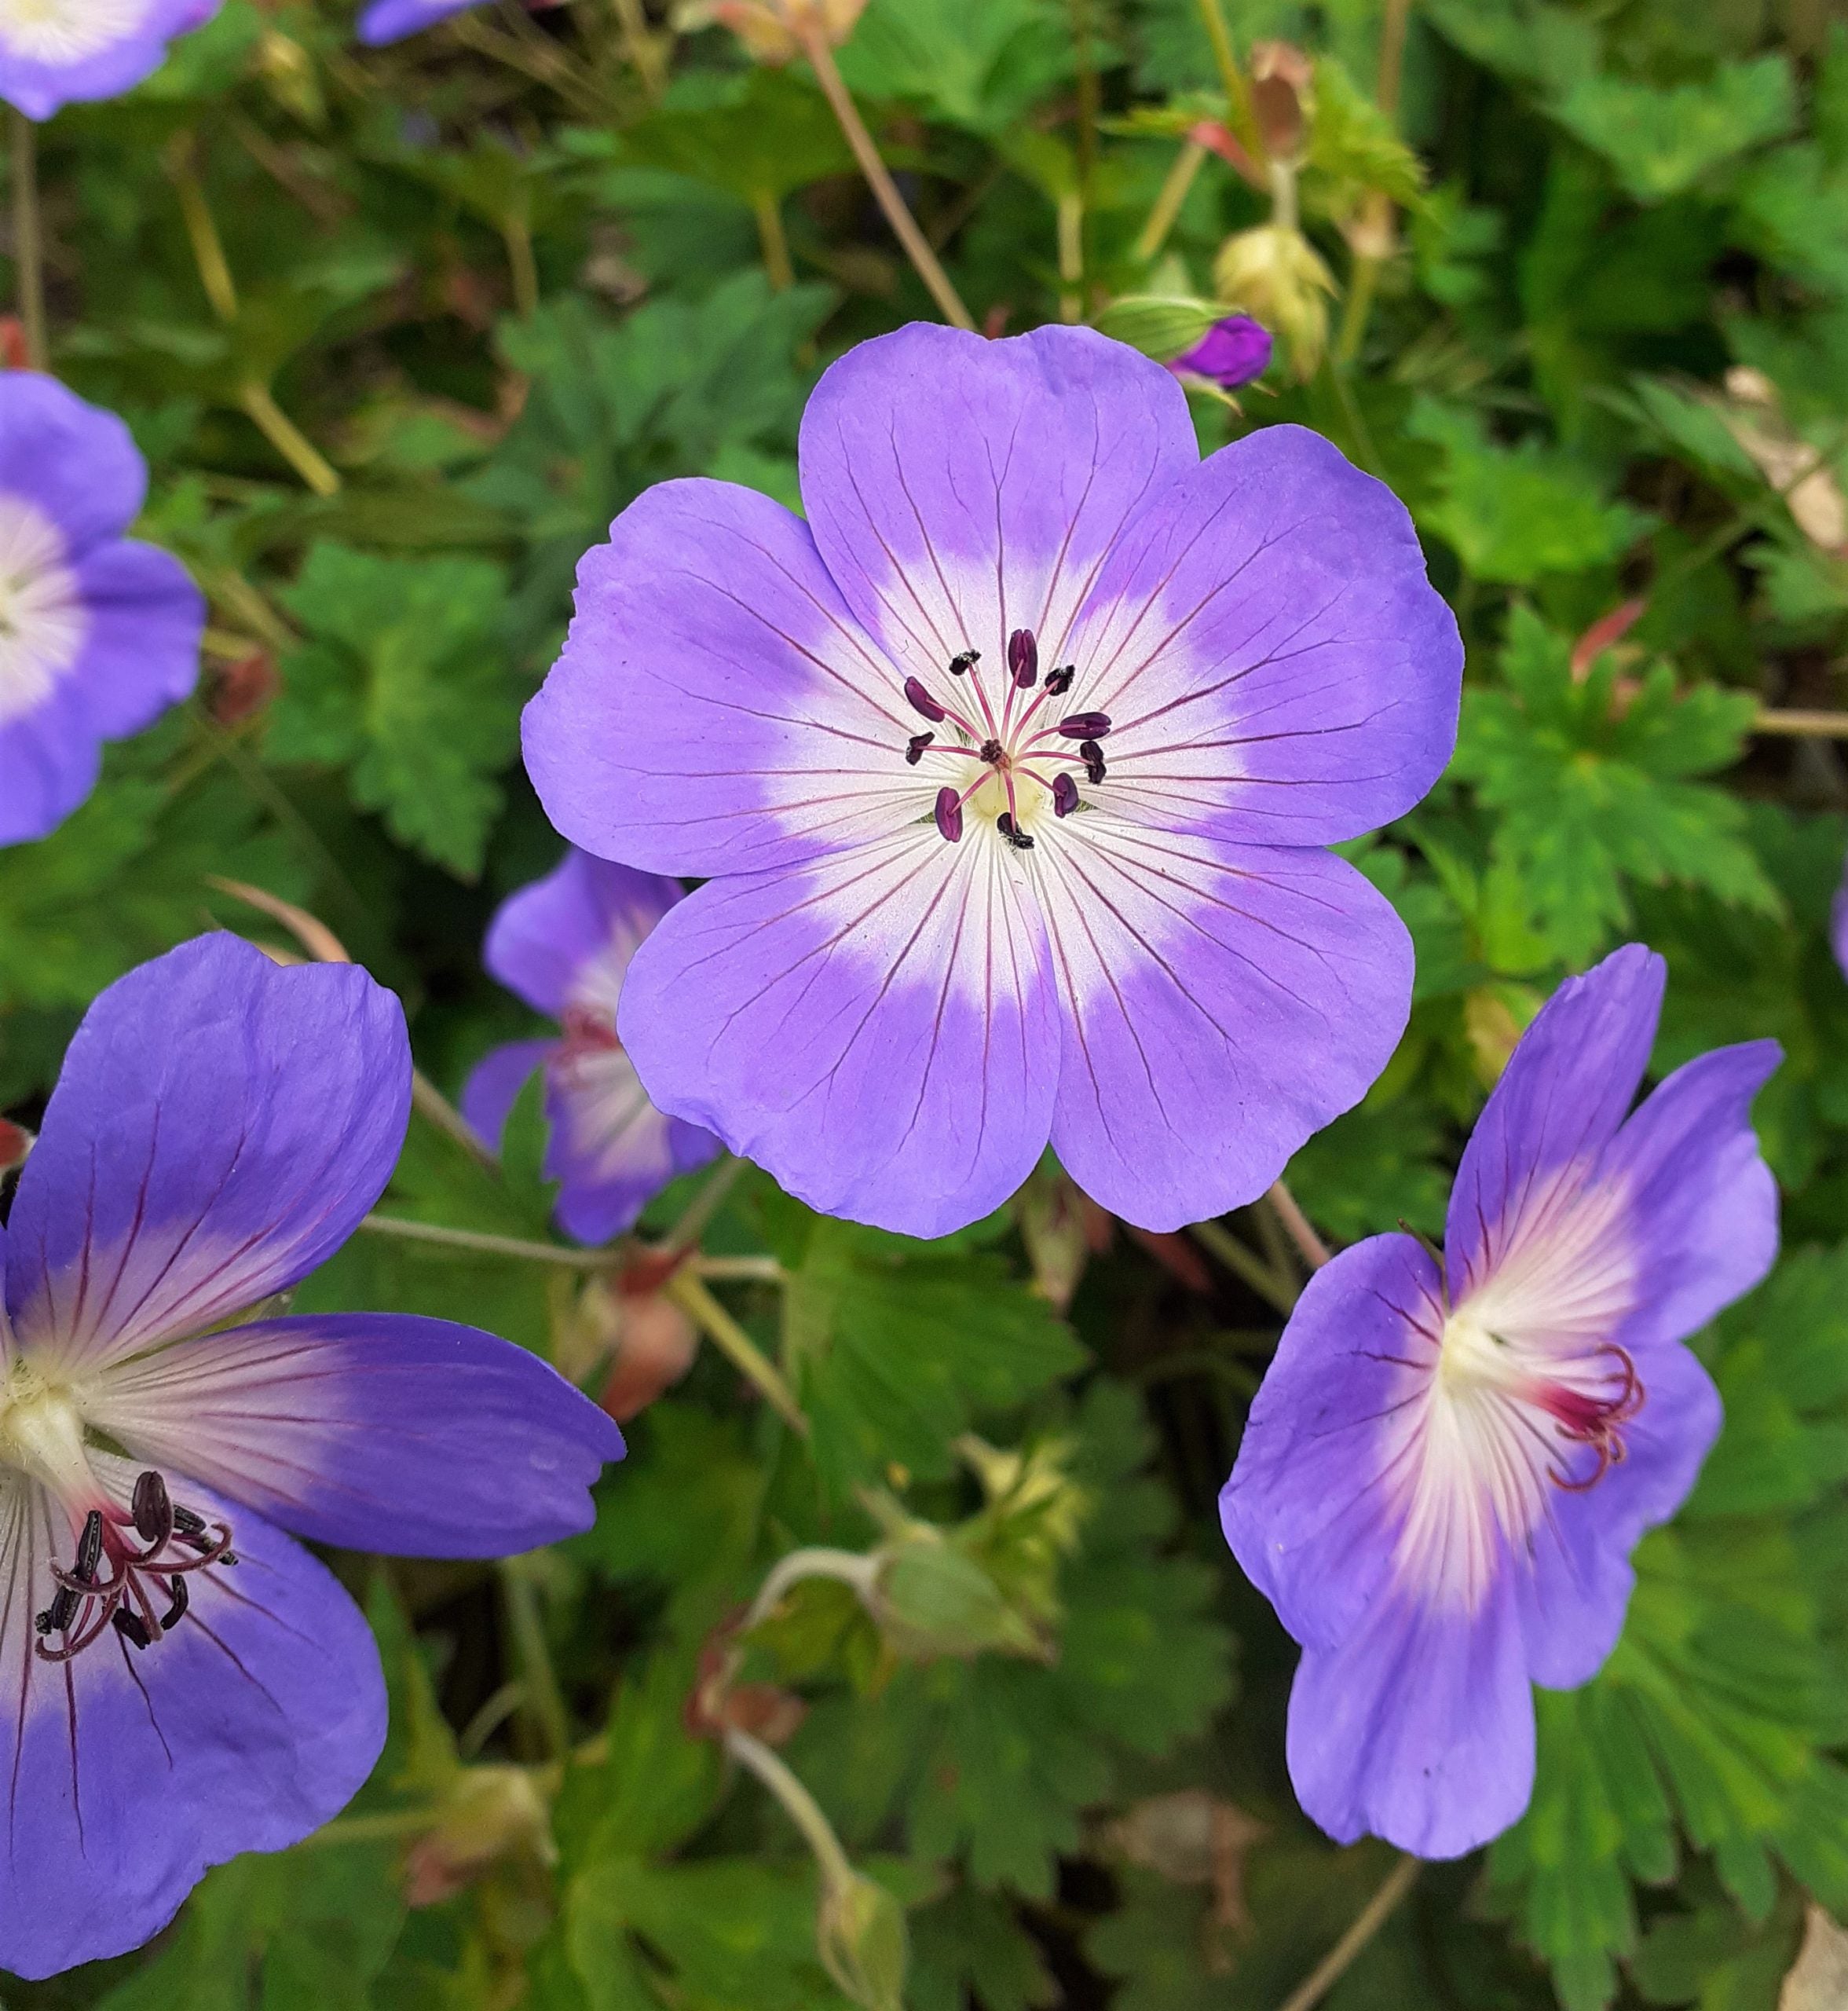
[1221,946,1780,1857]
[0,935,622,1976]
[524,323,1462,1238]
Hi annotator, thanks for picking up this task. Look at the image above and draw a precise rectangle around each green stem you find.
[1194,0,1253,133]
[1276,1854,1420,2011]
[237,381,341,496]
[1188,1218,1297,1315]
[1267,1178,1331,1269]
[1133,138,1207,264]
[693,1253,786,1284]
[726,1726,855,1892]
[752,189,796,291]
[745,1546,880,1632]
[664,1269,810,1435]
[803,28,975,331]
[1069,0,1097,302]
[661,1153,746,1257]
[302,1806,441,1847]
[10,111,44,370]
[500,1556,572,1761]
[358,1212,618,1269]
[503,207,539,318]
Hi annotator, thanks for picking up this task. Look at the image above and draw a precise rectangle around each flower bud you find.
[0,1118,33,1177]
[1213,225,1335,379]
[817,1869,909,2011]
[1248,41,1313,163]
[401,1765,554,1909]
[675,0,866,64]
[871,1527,1045,1661]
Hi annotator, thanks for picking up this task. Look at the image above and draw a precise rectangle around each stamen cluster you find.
[898,626,1112,850]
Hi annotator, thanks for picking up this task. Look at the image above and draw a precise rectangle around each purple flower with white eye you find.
[523,322,1462,1239]
[356,0,478,44]
[0,932,621,1978]
[0,375,203,847]
[1220,944,1780,1859]
[462,849,719,1245]
[0,0,220,119]
[1169,313,1272,390]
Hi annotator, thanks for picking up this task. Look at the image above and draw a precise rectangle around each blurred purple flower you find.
[1168,314,1272,390]
[357,0,480,46]
[463,850,719,1244]
[0,374,202,846]
[523,323,1462,1238]
[0,0,220,118]
[1832,850,1848,980]
[0,934,622,1977]
[1220,945,1780,1859]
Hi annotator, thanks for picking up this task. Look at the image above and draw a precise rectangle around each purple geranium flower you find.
[357,0,478,44]
[462,849,719,1244]
[0,932,621,1977]
[1169,313,1272,390]
[0,0,220,119]
[1220,944,1780,1859]
[0,374,203,847]
[522,323,1462,1238]
[1832,849,1848,980]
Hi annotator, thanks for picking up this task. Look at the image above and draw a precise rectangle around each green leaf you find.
[837,0,1075,134]
[781,1214,1086,1500]
[620,69,854,207]
[1406,400,1650,585]
[1452,606,1777,966]
[1551,58,1796,203]
[909,1886,1056,2011]
[270,544,516,878]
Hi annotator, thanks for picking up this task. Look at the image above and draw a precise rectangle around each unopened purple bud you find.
[1057,712,1111,739]
[1168,315,1273,391]
[1052,772,1078,817]
[1008,628,1038,688]
[934,788,964,842]
[905,678,946,723]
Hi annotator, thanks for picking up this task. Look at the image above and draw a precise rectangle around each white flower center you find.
[0,1358,95,1501]
[0,493,86,727]
[1388,1185,1645,1614]
[0,0,148,62]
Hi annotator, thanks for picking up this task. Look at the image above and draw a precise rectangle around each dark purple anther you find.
[75,1511,103,1584]
[934,788,964,843]
[905,677,946,723]
[160,1578,189,1629]
[114,1611,152,1650]
[906,732,935,765]
[1045,665,1075,696]
[1057,712,1111,740]
[1008,628,1038,689]
[35,1586,77,1636]
[133,1469,173,1546]
[979,738,1004,764]
[949,649,980,676]
[1052,772,1078,818]
[1081,740,1107,783]
[996,813,1036,851]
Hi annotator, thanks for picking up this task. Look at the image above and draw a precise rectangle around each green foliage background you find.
[4,0,1848,2005]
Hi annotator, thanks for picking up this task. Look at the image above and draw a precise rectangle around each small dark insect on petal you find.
[75,1511,104,1584]
[1052,772,1079,817]
[979,738,1004,764]
[904,677,947,723]
[906,732,935,765]
[1008,628,1039,688]
[133,1470,173,1546]
[113,1611,152,1651]
[1081,740,1107,783]
[948,649,980,676]
[1045,665,1076,696]
[996,813,1037,850]
[1056,712,1111,740]
[935,788,964,843]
